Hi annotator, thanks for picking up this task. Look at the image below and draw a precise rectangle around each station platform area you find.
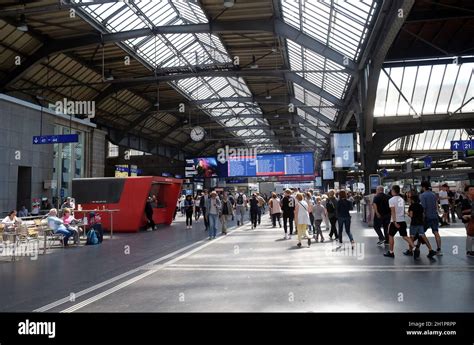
[2,211,472,313]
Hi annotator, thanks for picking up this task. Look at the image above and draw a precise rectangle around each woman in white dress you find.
[294,193,312,248]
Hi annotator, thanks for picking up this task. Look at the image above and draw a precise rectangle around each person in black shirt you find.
[337,190,354,246]
[281,189,296,239]
[372,186,391,246]
[408,195,436,260]
[145,196,156,231]
[249,194,260,229]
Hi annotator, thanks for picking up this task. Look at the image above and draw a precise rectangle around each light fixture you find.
[265,88,271,100]
[274,114,279,118]
[105,69,114,81]
[224,0,235,8]
[250,55,258,69]
[17,14,28,32]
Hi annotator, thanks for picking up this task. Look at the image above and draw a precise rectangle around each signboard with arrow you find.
[451,140,474,151]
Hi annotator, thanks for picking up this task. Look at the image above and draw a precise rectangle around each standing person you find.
[235,192,247,226]
[354,193,362,213]
[460,185,474,257]
[145,196,156,231]
[269,192,282,228]
[220,193,233,235]
[326,190,338,240]
[312,197,327,243]
[305,192,315,235]
[61,197,72,210]
[321,195,331,232]
[294,193,312,248]
[199,190,210,231]
[383,185,415,258]
[228,193,235,221]
[184,195,194,229]
[249,194,260,229]
[407,195,437,260]
[420,181,443,256]
[448,188,457,223]
[281,189,296,239]
[205,191,221,240]
[180,196,186,216]
[372,186,391,246]
[336,190,354,246]
[439,183,450,226]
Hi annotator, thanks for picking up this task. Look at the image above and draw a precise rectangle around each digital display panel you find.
[322,160,334,180]
[185,157,220,178]
[370,174,381,193]
[315,177,322,187]
[331,132,356,169]
[227,152,314,177]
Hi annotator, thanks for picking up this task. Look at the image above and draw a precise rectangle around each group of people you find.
[373,181,474,259]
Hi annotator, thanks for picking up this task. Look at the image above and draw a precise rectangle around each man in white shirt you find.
[439,183,450,226]
[384,185,415,258]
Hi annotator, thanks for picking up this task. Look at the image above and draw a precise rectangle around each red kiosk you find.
[72,176,182,232]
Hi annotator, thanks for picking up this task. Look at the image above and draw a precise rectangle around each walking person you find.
[407,195,437,260]
[439,183,450,226]
[235,192,247,226]
[269,192,282,228]
[194,194,201,221]
[312,197,326,242]
[336,190,354,247]
[460,185,474,257]
[200,190,210,232]
[205,191,221,240]
[326,190,338,241]
[420,181,443,255]
[294,193,312,248]
[383,185,415,258]
[145,196,156,231]
[281,189,296,239]
[321,195,331,232]
[249,194,260,229]
[305,192,315,235]
[184,195,194,229]
[220,193,234,235]
[372,186,391,246]
[256,193,266,225]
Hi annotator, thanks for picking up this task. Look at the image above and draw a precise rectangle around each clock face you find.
[190,126,205,142]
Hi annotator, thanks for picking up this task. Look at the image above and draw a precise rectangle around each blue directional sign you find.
[33,134,79,145]
[423,156,432,169]
[451,140,474,151]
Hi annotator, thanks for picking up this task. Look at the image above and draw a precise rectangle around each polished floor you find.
[1,211,473,312]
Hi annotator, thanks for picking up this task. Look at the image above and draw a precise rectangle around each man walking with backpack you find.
[235,192,247,226]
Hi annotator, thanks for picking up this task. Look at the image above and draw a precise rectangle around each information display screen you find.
[322,160,334,180]
[370,174,381,193]
[227,152,314,177]
[331,132,356,169]
[185,157,220,178]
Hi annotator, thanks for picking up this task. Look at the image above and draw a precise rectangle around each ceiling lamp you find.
[265,90,272,100]
[250,55,258,69]
[105,69,114,81]
[17,14,28,32]
[224,0,235,8]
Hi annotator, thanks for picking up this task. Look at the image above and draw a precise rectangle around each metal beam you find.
[1,18,357,90]
[374,113,474,132]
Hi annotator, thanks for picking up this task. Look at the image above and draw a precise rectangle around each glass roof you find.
[374,61,474,117]
[282,0,378,124]
[73,0,278,148]
[383,129,470,152]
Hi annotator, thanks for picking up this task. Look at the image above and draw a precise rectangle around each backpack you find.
[237,194,244,205]
[86,229,99,245]
[326,199,335,213]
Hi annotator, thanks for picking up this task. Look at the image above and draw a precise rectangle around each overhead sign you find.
[33,134,79,145]
[423,156,432,169]
[451,140,474,151]
[331,132,356,169]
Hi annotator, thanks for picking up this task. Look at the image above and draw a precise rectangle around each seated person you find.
[87,212,103,243]
[18,206,29,218]
[62,208,80,244]
[1,210,22,231]
[47,208,75,247]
